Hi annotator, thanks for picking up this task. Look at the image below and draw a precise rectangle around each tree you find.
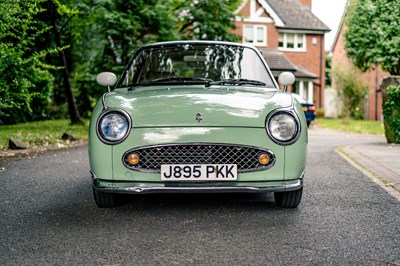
[0,0,244,124]
[61,0,179,117]
[98,0,177,69]
[95,0,241,69]
[69,0,241,116]
[0,0,54,124]
[344,0,400,75]
[46,0,83,124]
[174,0,241,41]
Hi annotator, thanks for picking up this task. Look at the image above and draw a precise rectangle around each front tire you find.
[274,187,303,208]
[93,188,117,208]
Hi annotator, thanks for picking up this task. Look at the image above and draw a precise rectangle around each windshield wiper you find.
[128,77,213,90]
[207,79,266,87]
[132,76,213,87]
[127,78,265,90]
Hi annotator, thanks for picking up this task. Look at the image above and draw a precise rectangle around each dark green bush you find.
[383,85,400,143]
[0,0,54,125]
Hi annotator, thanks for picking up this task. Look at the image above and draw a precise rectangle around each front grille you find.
[123,144,275,173]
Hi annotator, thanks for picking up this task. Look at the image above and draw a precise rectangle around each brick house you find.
[330,1,389,120]
[233,0,330,108]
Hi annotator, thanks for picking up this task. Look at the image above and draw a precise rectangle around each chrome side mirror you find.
[96,72,117,92]
[278,72,295,92]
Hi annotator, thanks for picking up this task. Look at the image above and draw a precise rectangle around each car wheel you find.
[93,188,117,208]
[307,121,311,127]
[274,187,303,208]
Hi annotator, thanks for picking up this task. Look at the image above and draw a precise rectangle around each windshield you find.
[118,43,275,88]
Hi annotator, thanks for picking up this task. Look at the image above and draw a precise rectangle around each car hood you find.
[103,85,293,128]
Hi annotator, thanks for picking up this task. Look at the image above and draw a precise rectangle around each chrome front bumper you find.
[92,174,304,195]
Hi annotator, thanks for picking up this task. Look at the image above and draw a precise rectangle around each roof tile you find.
[266,0,330,32]
[261,49,317,79]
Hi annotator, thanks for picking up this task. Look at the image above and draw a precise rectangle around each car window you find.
[119,43,275,87]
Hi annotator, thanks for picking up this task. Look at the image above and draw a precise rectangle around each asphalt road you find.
[0,128,399,265]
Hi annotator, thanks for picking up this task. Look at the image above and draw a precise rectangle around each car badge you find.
[196,113,203,123]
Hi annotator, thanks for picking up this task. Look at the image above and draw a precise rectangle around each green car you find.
[90,41,307,208]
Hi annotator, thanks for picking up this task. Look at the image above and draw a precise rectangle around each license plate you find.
[161,164,237,181]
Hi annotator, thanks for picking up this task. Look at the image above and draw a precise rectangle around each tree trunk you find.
[48,0,82,125]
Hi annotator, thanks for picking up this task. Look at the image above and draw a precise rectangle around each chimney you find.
[298,0,312,8]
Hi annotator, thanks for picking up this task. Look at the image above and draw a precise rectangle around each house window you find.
[278,32,306,51]
[243,25,267,46]
[278,34,284,47]
[297,35,304,49]
[292,80,313,103]
[287,33,295,48]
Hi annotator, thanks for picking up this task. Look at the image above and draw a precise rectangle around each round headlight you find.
[97,110,131,144]
[267,111,300,145]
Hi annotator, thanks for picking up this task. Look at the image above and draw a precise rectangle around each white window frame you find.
[278,32,306,52]
[294,80,313,103]
[243,25,267,47]
[292,79,314,103]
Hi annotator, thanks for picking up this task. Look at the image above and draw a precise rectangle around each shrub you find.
[332,63,369,119]
[315,108,325,118]
[0,0,54,124]
[383,85,400,143]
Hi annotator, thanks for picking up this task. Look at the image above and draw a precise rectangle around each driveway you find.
[0,128,399,265]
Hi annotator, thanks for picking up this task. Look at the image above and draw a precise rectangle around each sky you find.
[311,0,348,51]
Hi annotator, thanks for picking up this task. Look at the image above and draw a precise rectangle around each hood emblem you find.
[196,113,203,123]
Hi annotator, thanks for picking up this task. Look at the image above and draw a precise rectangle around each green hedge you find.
[383,85,400,143]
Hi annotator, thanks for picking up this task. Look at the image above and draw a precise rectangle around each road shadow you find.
[116,192,277,209]
[34,188,302,228]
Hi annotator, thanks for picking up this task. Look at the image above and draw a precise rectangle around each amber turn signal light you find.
[127,153,140,165]
[258,153,270,165]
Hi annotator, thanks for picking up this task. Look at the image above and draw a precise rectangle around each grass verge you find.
[314,118,384,135]
[0,119,89,150]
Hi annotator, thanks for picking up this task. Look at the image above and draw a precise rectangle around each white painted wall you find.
[324,88,341,118]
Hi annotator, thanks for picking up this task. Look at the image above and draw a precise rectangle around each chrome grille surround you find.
[123,143,275,173]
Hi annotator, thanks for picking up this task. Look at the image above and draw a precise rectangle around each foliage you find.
[383,85,400,143]
[48,0,103,119]
[174,0,240,42]
[1,0,243,123]
[37,0,84,124]
[325,54,331,87]
[96,0,177,69]
[60,0,180,117]
[0,0,55,124]
[90,0,241,71]
[332,63,369,119]
[315,108,325,118]
[68,0,241,117]
[344,0,400,75]
[315,118,384,135]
